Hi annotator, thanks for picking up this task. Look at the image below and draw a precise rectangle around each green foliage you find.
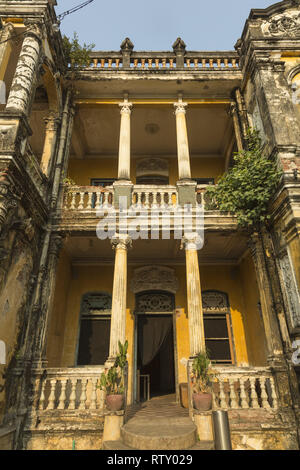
[98,341,128,395]
[205,129,282,229]
[191,350,216,393]
[62,32,95,69]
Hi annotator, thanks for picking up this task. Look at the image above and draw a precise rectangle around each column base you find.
[176,180,197,206]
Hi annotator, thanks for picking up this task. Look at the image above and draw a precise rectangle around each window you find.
[77,292,112,366]
[202,290,234,364]
[194,178,214,185]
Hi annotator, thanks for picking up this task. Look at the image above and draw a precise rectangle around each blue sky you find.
[55,0,277,51]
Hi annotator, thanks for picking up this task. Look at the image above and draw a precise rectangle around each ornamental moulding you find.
[261,11,300,37]
[130,265,179,294]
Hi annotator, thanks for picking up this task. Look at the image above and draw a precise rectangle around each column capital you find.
[111,233,132,251]
[181,232,202,251]
[174,99,188,115]
[23,20,44,43]
[119,96,133,115]
[44,112,61,131]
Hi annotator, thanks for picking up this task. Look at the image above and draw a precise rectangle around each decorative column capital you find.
[49,233,64,258]
[44,112,61,132]
[119,96,133,115]
[23,20,44,43]
[111,233,132,251]
[174,96,188,115]
[181,232,202,251]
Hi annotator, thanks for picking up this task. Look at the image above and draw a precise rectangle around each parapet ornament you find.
[261,11,300,37]
[130,265,179,294]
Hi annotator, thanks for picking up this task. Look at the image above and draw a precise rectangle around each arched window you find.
[202,290,234,364]
[77,292,112,366]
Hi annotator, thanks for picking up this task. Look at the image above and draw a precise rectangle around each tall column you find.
[0,23,14,83]
[174,94,191,180]
[6,22,43,114]
[181,233,205,356]
[230,103,244,153]
[118,95,132,180]
[40,112,61,178]
[108,234,132,362]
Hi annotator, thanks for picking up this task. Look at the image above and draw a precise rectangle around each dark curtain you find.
[138,315,172,367]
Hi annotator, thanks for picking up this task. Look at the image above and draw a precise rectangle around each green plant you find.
[99,340,128,395]
[190,351,216,394]
[205,128,282,229]
[63,176,76,186]
[62,32,95,70]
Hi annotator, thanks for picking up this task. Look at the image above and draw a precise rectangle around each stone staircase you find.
[103,394,214,450]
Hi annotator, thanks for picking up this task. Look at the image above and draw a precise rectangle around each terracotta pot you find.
[106,394,124,411]
[192,392,212,411]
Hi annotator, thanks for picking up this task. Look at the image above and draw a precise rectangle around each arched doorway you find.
[134,291,176,401]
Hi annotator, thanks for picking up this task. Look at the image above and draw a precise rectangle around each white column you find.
[118,95,132,180]
[108,234,132,360]
[6,23,42,114]
[181,233,205,356]
[174,94,191,180]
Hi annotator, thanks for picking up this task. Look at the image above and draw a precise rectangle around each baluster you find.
[155,58,159,69]
[68,378,77,410]
[70,192,76,210]
[270,377,278,409]
[141,58,145,69]
[144,192,150,209]
[47,379,57,410]
[259,377,270,408]
[39,379,46,410]
[110,190,114,206]
[240,378,250,408]
[90,378,98,410]
[229,379,238,408]
[87,192,93,210]
[232,58,237,68]
[169,58,174,68]
[57,379,67,410]
[194,58,198,68]
[134,58,138,68]
[209,59,213,68]
[108,58,112,68]
[136,191,142,207]
[78,192,84,210]
[224,58,228,68]
[99,389,106,410]
[152,191,158,207]
[100,58,105,68]
[79,378,88,409]
[116,58,120,68]
[202,58,206,68]
[148,58,152,68]
[95,192,101,209]
[93,59,98,68]
[186,58,190,68]
[219,380,227,408]
[249,377,260,409]
[217,58,221,68]
[162,58,166,68]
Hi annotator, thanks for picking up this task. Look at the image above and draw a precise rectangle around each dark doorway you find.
[137,313,175,398]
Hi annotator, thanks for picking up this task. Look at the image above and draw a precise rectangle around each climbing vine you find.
[205,129,282,230]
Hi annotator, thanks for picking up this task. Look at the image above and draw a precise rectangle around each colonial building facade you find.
[0,0,299,450]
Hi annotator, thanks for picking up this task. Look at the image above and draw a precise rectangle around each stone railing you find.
[132,185,177,208]
[84,51,240,71]
[63,185,114,211]
[212,367,278,410]
[35,366,106,412]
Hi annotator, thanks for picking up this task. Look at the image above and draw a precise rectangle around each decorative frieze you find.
[262,11,300,37]
[130,265,179,294]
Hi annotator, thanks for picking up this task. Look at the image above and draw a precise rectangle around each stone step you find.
[121,422,197,450]
[102,439,215,451]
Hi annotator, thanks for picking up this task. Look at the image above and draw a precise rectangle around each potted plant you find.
[190,350,216,411]
[99,340,128,412]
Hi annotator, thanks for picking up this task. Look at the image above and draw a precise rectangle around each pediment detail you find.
[130,266,179,294]
[261,9,300,37]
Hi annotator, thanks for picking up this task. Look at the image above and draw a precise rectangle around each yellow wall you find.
[68,156,225,187]
[47,254,268,398]
[288,235,300,291]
